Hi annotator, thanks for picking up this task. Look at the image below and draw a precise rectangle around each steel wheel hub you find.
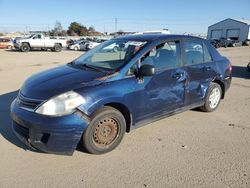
[93,118,119,146]
[209,87,220,109]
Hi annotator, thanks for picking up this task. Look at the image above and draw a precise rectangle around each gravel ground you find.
[0,47,249,188]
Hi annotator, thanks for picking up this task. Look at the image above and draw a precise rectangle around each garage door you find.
[227,29,240,40]
[211,30,222,39]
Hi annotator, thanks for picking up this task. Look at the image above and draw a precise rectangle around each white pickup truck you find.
[14,34,67,52]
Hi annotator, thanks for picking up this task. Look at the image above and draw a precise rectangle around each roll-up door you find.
[211,30,222,39]
[226,29,240,40]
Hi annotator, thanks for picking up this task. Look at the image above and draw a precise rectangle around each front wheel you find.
[201,82,222,112]
[20,43,30,52]
[82,106,126,154]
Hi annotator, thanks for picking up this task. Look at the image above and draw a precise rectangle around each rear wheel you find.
[201,82,222,112]
[54,44,62,52]
[82,106,126,154]
[20,43,30,52]
[74,46,79,51]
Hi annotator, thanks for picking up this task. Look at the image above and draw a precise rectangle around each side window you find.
[33,35,42,39]
[203,42,212,62]
[184,40,204,65]
[141,41,181,71]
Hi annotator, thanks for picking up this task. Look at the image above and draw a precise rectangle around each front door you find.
[130,40,186,124]
[30,34,44,47]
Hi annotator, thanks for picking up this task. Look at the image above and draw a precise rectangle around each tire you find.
[200,82,222,112]
[82,106,126,154]
[74,46,79,51]
[20,43,30,52]
[54,44,62,52]
[7,45,13,50]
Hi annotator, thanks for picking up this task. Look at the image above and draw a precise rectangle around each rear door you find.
[182,39,216,105]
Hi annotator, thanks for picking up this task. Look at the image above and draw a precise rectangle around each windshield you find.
[28,34,36,38]
[73,39,147,71]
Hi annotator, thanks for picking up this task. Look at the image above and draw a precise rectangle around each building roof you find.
[233,19,250,25]
[208,18,250,28]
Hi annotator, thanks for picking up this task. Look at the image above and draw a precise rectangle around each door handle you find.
[172,73,182,79]
[172,72,185,80]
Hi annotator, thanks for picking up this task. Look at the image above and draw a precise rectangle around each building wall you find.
[207,19,249,41]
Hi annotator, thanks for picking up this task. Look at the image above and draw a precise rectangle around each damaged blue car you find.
[10,34,232,155]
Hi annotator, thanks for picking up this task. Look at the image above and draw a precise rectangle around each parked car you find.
[102,42,120,52]
[13,34,67,52]
[218,37,241,48]
[83,39,108,51]
[10,34,232,155]
[66,39,77,47]
[209,39,220,48]
[0,38,14,49]
[69,40,88,51]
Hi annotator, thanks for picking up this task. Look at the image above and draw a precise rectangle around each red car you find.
[0,38,14,49]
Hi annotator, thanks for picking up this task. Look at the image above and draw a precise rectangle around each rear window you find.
[184,40,204,65]
[0,38,10,42]
[183,39,213,65]
[203,42,212,62]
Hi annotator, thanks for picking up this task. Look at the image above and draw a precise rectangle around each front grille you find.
[13,122,29,140]
[17,93,44,111]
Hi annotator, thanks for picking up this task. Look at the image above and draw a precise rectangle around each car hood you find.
[21,65,107,100]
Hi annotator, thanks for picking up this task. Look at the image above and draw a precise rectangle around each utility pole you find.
[115,18,117,33]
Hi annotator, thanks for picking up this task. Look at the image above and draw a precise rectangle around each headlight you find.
[35,91,85,116]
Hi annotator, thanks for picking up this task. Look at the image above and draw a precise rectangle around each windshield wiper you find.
[79,64,108,73]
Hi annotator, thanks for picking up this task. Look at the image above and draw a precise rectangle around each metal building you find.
[207,18,250,42]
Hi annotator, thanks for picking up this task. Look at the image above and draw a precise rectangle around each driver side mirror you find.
[138,64,155,77]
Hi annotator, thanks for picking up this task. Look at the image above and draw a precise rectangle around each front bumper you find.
[10,99,89,155]
[14,43,21,49]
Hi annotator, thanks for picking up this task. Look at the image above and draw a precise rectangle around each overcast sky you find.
[0,0,249,34]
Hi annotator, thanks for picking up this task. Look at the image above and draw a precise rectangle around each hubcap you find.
[209,87,221,109]
[93,117,119,147]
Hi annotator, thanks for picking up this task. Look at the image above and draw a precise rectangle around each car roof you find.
[112,34,204,42]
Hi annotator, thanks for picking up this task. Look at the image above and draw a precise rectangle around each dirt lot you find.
[0,47,249,188]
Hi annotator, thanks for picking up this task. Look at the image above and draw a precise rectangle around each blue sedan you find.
[10,34,232,155]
